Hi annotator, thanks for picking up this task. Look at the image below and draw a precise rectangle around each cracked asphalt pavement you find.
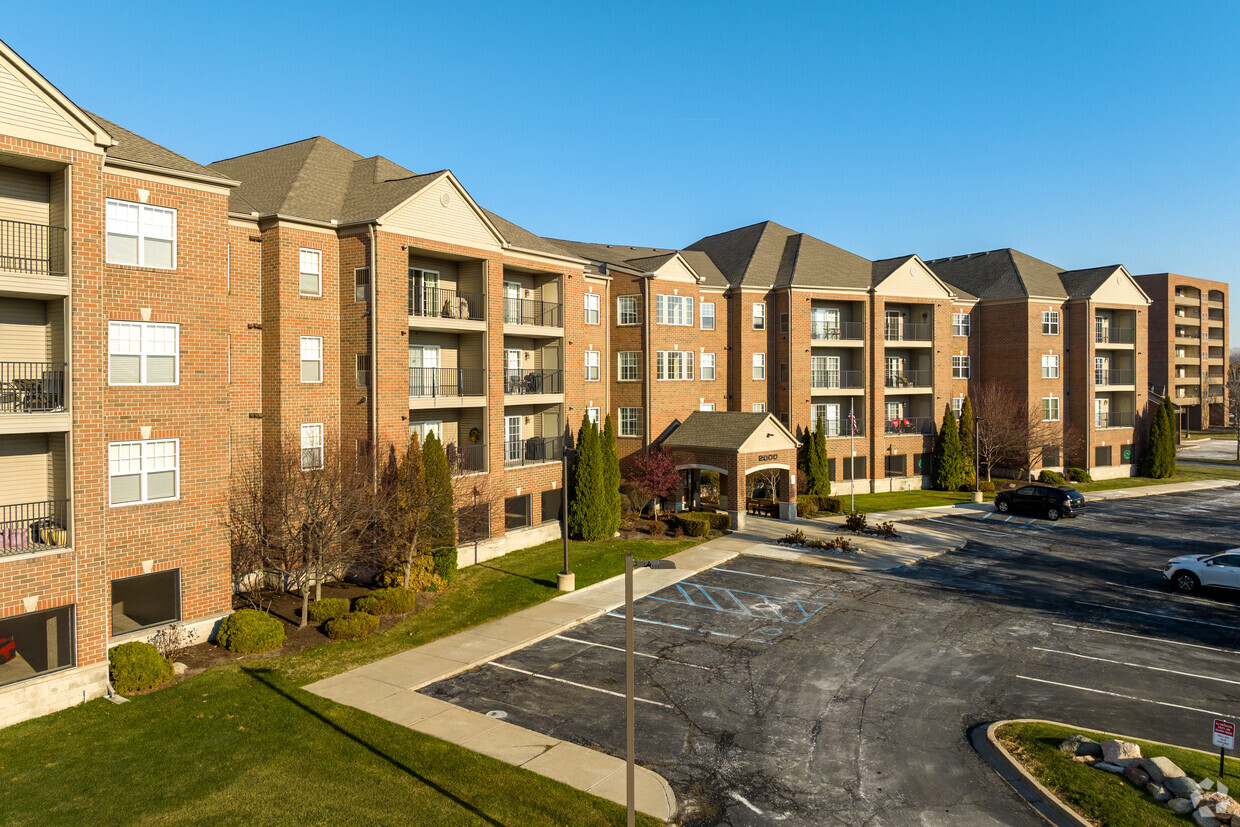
[424,487,1240,825]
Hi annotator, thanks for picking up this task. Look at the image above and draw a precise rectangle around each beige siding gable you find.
[1092,268,1151,306]
[874,258,954,300]
[653,255,700,284]
[736,415,799,453]
[382,175,503,252]
[0,56,97,151]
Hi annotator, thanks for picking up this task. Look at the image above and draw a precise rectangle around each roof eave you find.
[105,156,239,189]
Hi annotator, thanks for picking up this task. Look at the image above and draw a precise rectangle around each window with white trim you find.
[301,424,324,470]
[700,352,716,381]
[617,295,639,325]
[752,303,765,330]
[105,199,176,269]
[700,301,715,330]
[952,355,970,378]
[584,349,600,381]
[952,312,970,336]
[1041,310,1060,335]
[109,438,179,506]
[109,321,179,385]
[700,402,715,411]
[752,352,765,380]
[1041,354,1059,378]
[752,403,765,413]
[656,350,695,380]
[618,351,640,381]
[299,248,322,296]
[951,396,964,416]
[586,407,600,425]
[1042,396,1061,421]
[300,337,323,383]
[584,293,600,325]
[619,407,640,437]
[655,294,694,326]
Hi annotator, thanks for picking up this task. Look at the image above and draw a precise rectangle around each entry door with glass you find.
[409,345,440,397]
[1095,314,1110,343]
[503,281,522,323]
[1094,397,1110,429]
[410,268,440,317]
[824,355,841,389]
[826,402,841,437]
[885,355,905,387]
[884,310,905,341]
[1094,355,1109,386]
[504,348,521,393]
[505,415,522,463]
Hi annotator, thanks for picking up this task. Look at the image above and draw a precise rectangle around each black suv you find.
[993,483,1084,520]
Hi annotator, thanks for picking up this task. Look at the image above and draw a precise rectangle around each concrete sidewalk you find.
[305,534,753,822]
[733,513,967,572]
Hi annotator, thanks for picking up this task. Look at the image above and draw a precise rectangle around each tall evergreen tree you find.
[421,431,458,584]
[1161,396,1178,477]
[804,414,830,497]
[958,397,976,485]
[382,433,429,589]
[601,414,622,536]
[932,404,968,491]
[568,415,607,540]
[1143,397,1178,479]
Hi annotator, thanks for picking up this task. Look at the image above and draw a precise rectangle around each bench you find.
[746,497,779,517]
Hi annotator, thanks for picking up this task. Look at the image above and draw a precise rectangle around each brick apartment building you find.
[0,39,1230,726]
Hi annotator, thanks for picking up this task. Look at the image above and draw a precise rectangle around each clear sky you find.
[8,1,1239,333]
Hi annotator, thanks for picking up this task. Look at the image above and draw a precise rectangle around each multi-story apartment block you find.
[1133,273,1229,429]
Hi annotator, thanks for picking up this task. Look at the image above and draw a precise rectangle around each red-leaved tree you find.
[626,448,681,515]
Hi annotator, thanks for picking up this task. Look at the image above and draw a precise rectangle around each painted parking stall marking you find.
[646,582,828,624]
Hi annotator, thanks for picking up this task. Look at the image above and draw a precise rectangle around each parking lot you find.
[424,487,1240,825]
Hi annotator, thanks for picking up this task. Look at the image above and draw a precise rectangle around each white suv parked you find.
[1163,549,1240,594]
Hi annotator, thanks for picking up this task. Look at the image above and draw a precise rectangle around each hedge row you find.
[674,511,731,536]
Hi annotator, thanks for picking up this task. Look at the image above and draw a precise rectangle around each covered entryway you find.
[661,411,799,530]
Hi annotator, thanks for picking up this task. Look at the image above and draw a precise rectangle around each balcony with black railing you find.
[407,367,486,399]
[0,362,67,413]
[503,368,563,396]
[504,435,563,467]
[446,441,487,475]
[408,285,485,321]
[883,322,932,342]
[810,369,865,390]
[0,499,69,557]
[502,296,562,328]
[810,320,864,342]
[1095,411,1134,429]
[1094,369,1135,387]
[1095,327,1136,345]
[885,417,935,436]
[884,369,932,389]
[0,220,66,277]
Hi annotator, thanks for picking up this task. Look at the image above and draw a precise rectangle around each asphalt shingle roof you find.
[925,249,1068,300]
[87,111,231,182]
[1059,265,1123,299]
[685,221,873,290]
[662,411,778,452]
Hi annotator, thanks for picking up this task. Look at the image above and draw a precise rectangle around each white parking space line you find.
[553,634,712,670]
[1031,647,1240,687]
[712,568,829,587]
[1102,581,1225,605]
[1015,675,1230,718]
[488,662,673,708]
[1075,600,1240,631]
[927,517,1006,536]
[1051,622,1240,657]
[603,611,769,642]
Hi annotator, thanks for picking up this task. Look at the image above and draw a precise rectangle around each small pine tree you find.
[383,434,428,590]
[568,415,607,540]
[958,397,976,485]
[804,415,830,497]
[932,404,968,491]
[1161,396,1178,477]
[601,415,622,536]
[1143,397,1177,479]
[421,431,458,585]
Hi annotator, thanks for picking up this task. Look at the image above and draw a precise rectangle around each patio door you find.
[826,402,841,437]
[824,307,841,339]
[1095,396,1109,429]
[1095,314,1110,343]
[409,345,439,397]
[885,355,905,386]
[1094,355,1109,386]
[503,281,521,323]
[504,348,521,393]
[421,270,439,317]
[825,355,841,388]
[884,310,905,340]
[505,415,522,463]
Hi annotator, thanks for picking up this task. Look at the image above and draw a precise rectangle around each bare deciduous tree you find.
[971,380,1074,479]
[1228,360,1240,460]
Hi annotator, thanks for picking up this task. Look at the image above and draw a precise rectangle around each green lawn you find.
[0,536,698,826]
[997,721,1240,827]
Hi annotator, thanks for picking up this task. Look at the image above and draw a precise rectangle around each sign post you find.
[1214,719,1235,778]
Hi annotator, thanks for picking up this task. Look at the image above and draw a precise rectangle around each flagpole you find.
[849,400,855,513]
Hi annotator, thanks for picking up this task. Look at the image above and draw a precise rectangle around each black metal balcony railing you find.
[884,323,932,342]
[446,442,486,475]
[884,370,932,388]
[0,362,67,412]
[1095,411,1134,429]
[408,286,485,321]
[811,370,865,390]
[810,320,864,341]
[407,367,486,398]
[1095,327,1136,344]
[503,296,562,327]
[1175,329,1201,340]
[503,369,563,395]
[0,499,69,556]
[821,422,864,438]
[885,417,935,435]
[504,435,563,467]
[1094,369,1135,386]
[0,220,66,276]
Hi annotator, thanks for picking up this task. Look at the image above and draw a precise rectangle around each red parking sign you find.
[1214,719,1235,750]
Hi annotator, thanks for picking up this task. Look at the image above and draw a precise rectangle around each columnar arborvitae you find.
[1143,397,1177,479]
[958,397,976,485]
[601,414,622,536]
[932,405,968,491]
[804,415,830,497]
[568,415,607,540]
[421,431,457,584]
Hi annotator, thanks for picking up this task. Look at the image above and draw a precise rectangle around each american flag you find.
[847,407,858,436]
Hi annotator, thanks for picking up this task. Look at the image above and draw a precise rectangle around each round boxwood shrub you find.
[217,609,285,654]
[325,611,379,641]
[674,513,710,537]
[1038,470,1067,485]
[1067,467,1093,484]
[307,598,350,625]
[109,641,173,694]
[977,481,996,493]
[353,587,418,616]
[376,556,447,593]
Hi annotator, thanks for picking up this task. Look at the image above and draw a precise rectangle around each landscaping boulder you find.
[1194,806,1221,827]
[1072,755,1098,765]
[1147,782,1172,802]
[1094,761,1124,774]
[1169,776,1205,797]
[1101,739,1143,767]
[1200,792,1239,815]
[1143,756,1186,783]
[1059,734,1103,758]
[1123,766,1151,786]
[1170,798,1197,814]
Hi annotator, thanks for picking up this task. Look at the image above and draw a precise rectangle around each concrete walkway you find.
[734,512,968,572]
[305,534,753,822]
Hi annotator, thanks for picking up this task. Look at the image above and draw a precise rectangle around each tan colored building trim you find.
[103,160,236,195]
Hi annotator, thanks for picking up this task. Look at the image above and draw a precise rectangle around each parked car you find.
[1163,549,1240,594]
[993,483,1084,520]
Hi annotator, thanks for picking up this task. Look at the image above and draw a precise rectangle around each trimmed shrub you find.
[706,512,731,531]
[844,511,867,534]
[354,587,418,616]
[217,609,285,655]
[978,481,996,493]
[376,555,447,592]
[649,517,667,537]
[307,598,350,625]
[109,641,174,694]
[325,611,380,641]
[821,497,843,515]
[1067,467,1092,484]
[1038,470,1066,485]
[796,500,819,518]
[675,513,710,537]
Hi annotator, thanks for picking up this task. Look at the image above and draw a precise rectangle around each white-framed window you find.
[655,294,694,326]
[617,295,640,326]
[701,352,716,381]
[584,349,600,381]
[619,407,640,437]
[886,400,905,422]
[108,321,179,385]
[1041,310,1060,335]
[584,293,600,325]
[109,438,179,506]
[752,403,766,413]
[952,355,970,379]
[504,416,522,463]
[299,248,322,296]
[105,199,176,269]
[618,351,640,381]
[700,402,716,411]
[354,267,370,302]
[300,336,323,383]
[1042,396,1061,421]
[951,396,964,416]
[656,350,695,380]
[1041,354,1060,379]
[753,352,765,380]
[752,303,765,330]
[586,407,600,425]
[300,424,324,470]
[811,403,842,437]
[356,353,371,388]
[952,312,970,336]
[700,301,715,330]
[409,420,443,444]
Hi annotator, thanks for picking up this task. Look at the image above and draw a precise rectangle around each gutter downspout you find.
[641,274,651,454]
[787,286,794,428]
[369,224,379,489]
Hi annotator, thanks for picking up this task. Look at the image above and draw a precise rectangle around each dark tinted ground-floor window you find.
[505,495,531,530]
[541,488,563,525]
[885,454,907,477]
[1095,445,1113,467]
[111,569,181,636]
[842,457,867,481]
[0,604,74,688]
[458,502,490,543]
[1043,446,1060,467]
[913,452,933,477]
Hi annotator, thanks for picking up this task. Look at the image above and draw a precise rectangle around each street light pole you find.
[974,418,987,500]
[558,446,574,591]
[625,554,676,827]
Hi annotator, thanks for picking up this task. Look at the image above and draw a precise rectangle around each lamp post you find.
[974,417,987,502]
[625,554,676,827]
[558,444,574,591]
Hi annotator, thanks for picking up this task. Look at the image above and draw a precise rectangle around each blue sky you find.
[9,1,1240,333]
